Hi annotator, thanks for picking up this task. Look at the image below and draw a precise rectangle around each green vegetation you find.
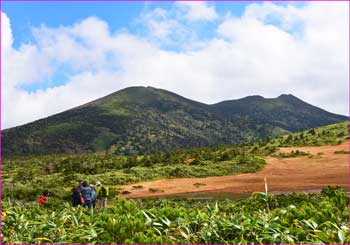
[2,148,266,203]
[273,121,349,147]
[2,187,349,244]
[272,150,309,158]
[149,188,163,193]
[334,150,350,154]
[3,86,347,156]
[2,122,349,243]
[193,183,207,188]
[3,121,347,204]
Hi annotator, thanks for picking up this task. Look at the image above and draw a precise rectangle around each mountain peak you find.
[3,87,347,156]
[277,94,305,101]
[277,94,296,99]
[241,95,265,100]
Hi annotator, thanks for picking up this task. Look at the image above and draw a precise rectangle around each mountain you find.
[3,86,347,156]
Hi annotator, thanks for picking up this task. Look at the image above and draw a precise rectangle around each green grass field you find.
[2,187,349,244]
[2,121,349,243]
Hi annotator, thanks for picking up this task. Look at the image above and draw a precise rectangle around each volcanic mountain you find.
[3,86,347,156]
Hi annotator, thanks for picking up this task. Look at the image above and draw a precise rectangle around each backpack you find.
[38,195,48,205]
[100,186,109,198]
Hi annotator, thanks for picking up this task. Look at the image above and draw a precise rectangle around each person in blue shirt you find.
[80,181,93,208]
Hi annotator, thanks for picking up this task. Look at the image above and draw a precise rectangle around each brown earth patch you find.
[120,141,350,198]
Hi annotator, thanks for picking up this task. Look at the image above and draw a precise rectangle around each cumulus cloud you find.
[176,2,218,21]
[138,7,190,47]
[1,2,349,129]
[139,8,179,39]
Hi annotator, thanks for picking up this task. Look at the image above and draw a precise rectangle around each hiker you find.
[72,187,81,207]
[71,180,85,207]
[80,181,93,208]
[96,181,109,209]
[38,190,49,205]
[90,184,97,208]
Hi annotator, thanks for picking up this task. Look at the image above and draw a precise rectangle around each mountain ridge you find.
[3,86,347,156]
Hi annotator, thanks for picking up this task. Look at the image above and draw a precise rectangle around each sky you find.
[1,1,349,129]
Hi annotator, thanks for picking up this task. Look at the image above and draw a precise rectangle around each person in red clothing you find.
[38,190,49,205]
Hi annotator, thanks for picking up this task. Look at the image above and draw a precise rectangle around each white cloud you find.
[138,7,186,45]
[2,2,349,129]
[140,8,176,39]
[1,12,13,51]
[243,2,304,31]
[137,6,205,50]
[176,2,218,21]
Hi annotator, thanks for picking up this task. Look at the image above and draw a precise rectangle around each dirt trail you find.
[120,141,350,198]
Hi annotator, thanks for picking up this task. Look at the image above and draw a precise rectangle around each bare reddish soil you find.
[120,141,350,198]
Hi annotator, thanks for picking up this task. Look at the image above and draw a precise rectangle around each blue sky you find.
[3,1,249,92]
[3,1,248,48]
[1,2,348,128]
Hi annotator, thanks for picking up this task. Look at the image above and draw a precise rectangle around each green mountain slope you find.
[3,86,348,156]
